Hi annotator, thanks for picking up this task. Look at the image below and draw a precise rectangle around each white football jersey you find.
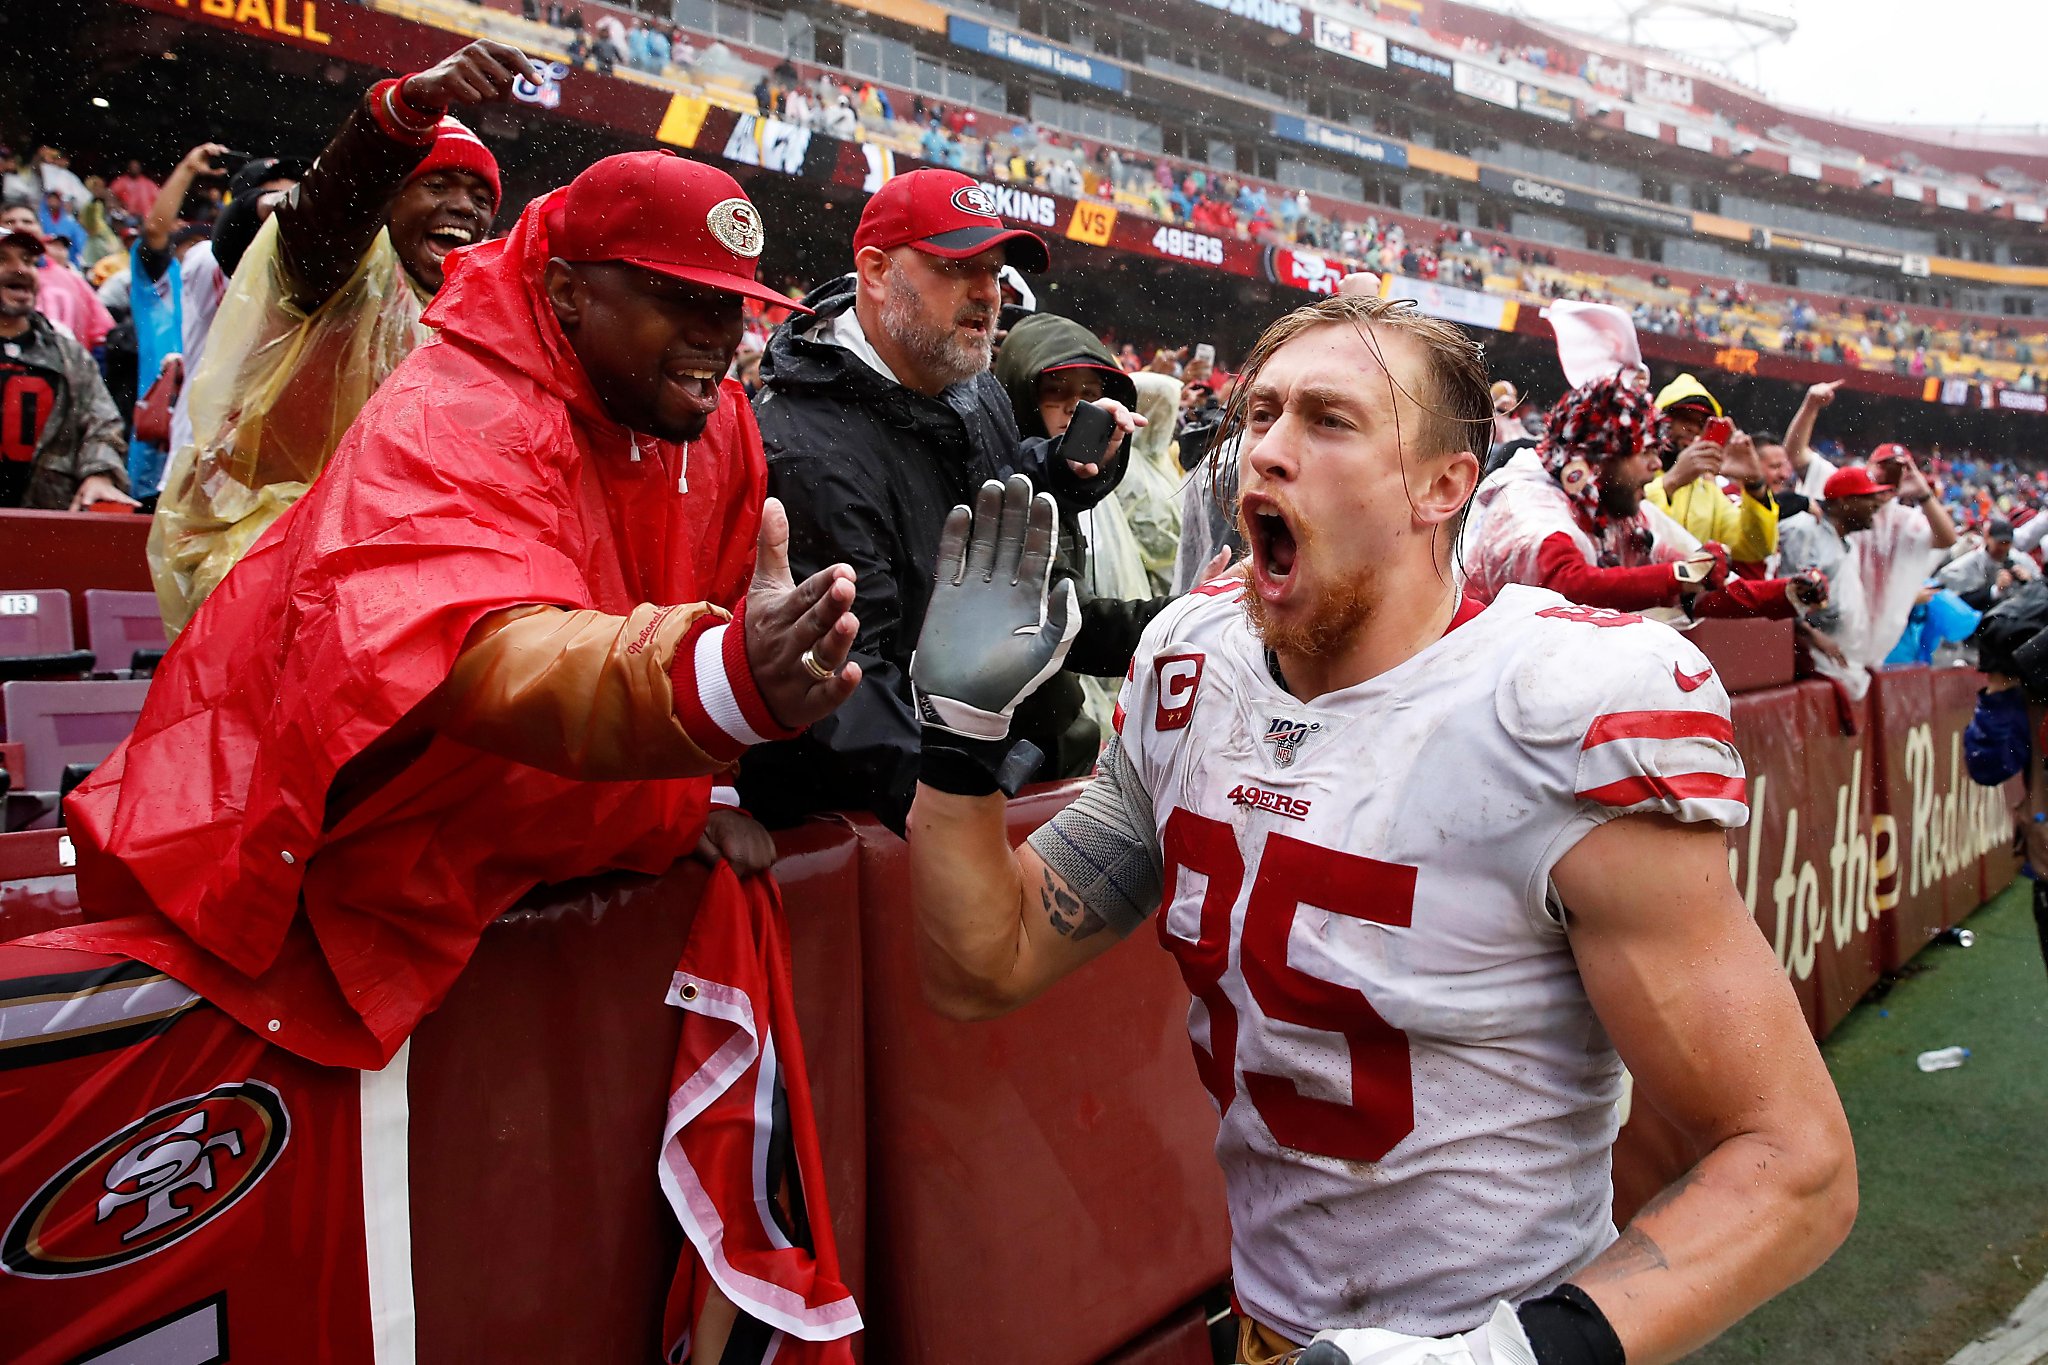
[1110,581,1747,1341]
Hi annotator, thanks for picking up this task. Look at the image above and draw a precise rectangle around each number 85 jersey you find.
[1046,581,1748,1343]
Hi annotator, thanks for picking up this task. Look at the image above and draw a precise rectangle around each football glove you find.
[911,474,1079,742]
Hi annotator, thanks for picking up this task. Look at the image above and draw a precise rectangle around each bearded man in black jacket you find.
[739,170,1141,831]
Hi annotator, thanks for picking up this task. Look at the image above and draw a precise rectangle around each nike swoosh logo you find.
[1675,664,1714,693]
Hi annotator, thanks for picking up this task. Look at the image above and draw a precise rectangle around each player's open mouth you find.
[1242,493,1299,602]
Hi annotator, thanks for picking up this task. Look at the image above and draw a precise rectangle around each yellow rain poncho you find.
[147,216,429,635]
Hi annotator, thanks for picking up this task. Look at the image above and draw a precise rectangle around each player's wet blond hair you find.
[1215,293,1494,473]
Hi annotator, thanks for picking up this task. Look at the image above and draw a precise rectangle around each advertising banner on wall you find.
[1388,41,1453,80]
[1477,167,1691,232]
[1517,84,1575,123]
[1271,113,1409,169]
[1190,0,1304,36]
[1310,13,1387,68]
[1451,59,1517,109]
[1383,274,1518,331]
[1751,226,1912,273]
[946,16,1125,92]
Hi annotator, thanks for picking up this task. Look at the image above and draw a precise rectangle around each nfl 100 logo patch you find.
[1262,717,1320,767]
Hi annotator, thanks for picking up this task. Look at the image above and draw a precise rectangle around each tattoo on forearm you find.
[1579,1162,1701,1286]
[1632,1161,1707,1224]
[1041,866,1109,941]
[1583,1226,1671,1284]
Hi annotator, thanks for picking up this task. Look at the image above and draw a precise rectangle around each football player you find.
[902,293,1856,1365]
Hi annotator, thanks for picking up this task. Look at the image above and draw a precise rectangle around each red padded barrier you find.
[1928,667,2024,917]
[850,788,1230,1365]
[405,825,865,1363]
[1687,617,1795,695]
[1869,667,1944,961]
[1100,1303,1217,1365]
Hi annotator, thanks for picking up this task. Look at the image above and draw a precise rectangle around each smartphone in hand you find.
[1061,400,1121,470]
[1702,416,1734,445]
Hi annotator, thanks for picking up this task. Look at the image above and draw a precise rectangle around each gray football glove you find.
[911,474,1080,741]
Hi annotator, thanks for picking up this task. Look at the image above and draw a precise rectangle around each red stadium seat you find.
[83,590,168,675]
[1,679,150,795]
[0,590,76,658]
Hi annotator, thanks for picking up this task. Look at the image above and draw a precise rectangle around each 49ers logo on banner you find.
[1154,652,1205,731]
[3,1081,290,1278]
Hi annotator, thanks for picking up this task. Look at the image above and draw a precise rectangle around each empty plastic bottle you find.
[1916,1047,1970,1072]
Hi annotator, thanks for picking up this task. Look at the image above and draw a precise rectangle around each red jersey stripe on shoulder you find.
[1582,710,1735,750]
[1578,772,1746,807]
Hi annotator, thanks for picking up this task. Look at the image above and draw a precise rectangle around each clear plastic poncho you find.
[147,214,430,635]
[1121,371,1185,596]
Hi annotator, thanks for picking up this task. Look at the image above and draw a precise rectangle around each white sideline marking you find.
[1950,1271,2048,1365]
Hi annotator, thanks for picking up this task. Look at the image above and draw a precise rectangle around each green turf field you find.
[1691,880,2048,1364]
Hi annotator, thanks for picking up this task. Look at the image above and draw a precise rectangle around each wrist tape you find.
[1516,1285,1626,1365]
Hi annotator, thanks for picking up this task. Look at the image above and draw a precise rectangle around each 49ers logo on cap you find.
[950,185,999,219]
[3,1081,290,1279]
[706,197,763,259]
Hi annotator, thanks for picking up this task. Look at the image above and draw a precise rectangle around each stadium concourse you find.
[1,0,2047,1360]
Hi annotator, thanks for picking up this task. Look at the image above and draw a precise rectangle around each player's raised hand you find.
[744,497,862,731]
[912,475,1079,740]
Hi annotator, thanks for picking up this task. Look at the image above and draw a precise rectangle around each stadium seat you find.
[0,591,75,657]
[1,679,150,794]
[83,590,169,675]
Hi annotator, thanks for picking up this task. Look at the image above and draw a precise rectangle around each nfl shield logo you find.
[1263,717,1320,768]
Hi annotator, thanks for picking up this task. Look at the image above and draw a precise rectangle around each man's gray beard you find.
[0,296,33,321]
[880,266,992,388]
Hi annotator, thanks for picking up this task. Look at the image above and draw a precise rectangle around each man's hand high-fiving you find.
[745,497,861,731]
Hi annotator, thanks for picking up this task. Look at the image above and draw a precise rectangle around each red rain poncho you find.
[55,189,767,1069]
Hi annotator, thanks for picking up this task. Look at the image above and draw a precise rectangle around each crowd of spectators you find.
[9,35,2048,758]
[475,0,2048,388]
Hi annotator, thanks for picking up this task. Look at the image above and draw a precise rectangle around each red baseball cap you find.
[546,150,809,313]
[1869,442,1913,464]
[852,169,1050,272]
[1823,464,1892,499]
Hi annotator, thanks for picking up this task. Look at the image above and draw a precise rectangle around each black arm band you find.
[918,731,1042,798]
[1516,1284,1626,1365]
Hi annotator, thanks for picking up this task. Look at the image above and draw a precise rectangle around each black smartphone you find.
[1061,399,1120,469]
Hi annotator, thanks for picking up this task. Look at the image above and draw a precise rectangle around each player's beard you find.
[1236,506,1380,657]
[880,264,994,387]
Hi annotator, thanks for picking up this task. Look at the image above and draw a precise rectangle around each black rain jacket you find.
[737,275,1126,832]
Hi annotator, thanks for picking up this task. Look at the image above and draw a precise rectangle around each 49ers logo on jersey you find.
[1228,783,1311,820]
[1153,652,1205,731]
[3,1081,290,1278]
